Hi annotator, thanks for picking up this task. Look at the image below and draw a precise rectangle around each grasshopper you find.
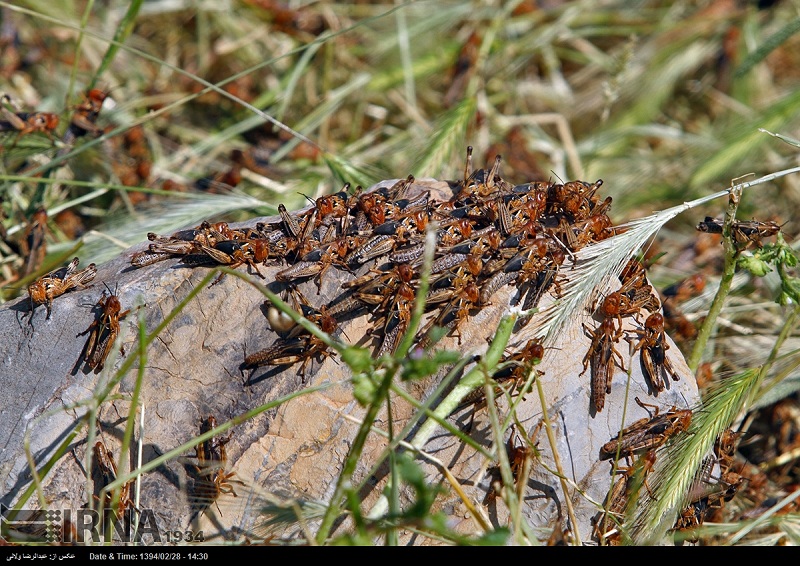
[601,397,692,461]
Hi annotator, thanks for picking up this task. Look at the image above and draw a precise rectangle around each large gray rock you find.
[0,178,700,545]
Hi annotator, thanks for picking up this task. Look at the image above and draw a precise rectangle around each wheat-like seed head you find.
[532,165,800,351]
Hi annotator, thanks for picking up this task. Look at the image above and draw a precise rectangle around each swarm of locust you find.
[129,148,642,389]
[592,397,693,545]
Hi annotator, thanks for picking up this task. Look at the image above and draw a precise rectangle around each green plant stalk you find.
[364,312,517,522]
[16,269,216,515]
[102,382,329,499]
[295,231,438,544]
[119,316,145,465]
[482,366,523,540]
[66,0,95,105]
[386,372,493,457]
[385,226,436,546]
[133,401,145,545]
[687,184,743,373]
[597,352,639,545]
[726,480,800,545]
[91,0,144,90]
[630,303,800,543]
[314,359,400,544]
[750,304,800,409]
[351,417,493,534]
[85,410,99,516]
[108,308,148,543]
[13,430,80,518]
[386,393,399,547]
[484,367,541,545]
[350,357,494,509]
[534,375,580,546]
[414,313,517,443]
[513,450,535,543]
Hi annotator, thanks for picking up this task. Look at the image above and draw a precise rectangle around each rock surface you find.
[0,177,700,545]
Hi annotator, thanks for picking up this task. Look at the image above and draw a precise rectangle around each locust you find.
[190,416,237,517]
[696,216,782,248]
[593,450,658,546]
[92,441,137,521]
[581,318,625,414]
[76,287,130,374]
[28,257,97,319]
[630,312,680,394]
[600,397,692,461]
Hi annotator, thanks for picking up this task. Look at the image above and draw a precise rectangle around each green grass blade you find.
[412,97,477,179]
[91,0,144,89]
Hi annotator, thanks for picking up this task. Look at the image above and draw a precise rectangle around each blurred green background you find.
[2,0,798,269]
